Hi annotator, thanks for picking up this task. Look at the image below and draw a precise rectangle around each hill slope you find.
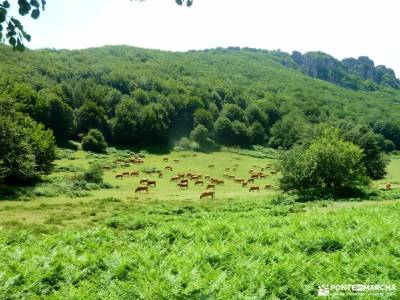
[0,45,400,149]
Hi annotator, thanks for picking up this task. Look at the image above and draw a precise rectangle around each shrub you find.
[82,129,107,153]
[280,130,370,199]
[82,163,104,184]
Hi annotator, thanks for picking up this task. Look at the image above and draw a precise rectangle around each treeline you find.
[0,45,400,184]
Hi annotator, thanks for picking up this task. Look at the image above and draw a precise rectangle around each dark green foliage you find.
[280,130,370,199]
[76,101,108,135]
[190,124,209,146]
[82,163,103,184]
[0,44,399,154]
[82,129,107,153]
[0,100,55,184]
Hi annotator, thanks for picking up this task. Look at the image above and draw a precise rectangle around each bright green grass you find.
[0,150,399,299]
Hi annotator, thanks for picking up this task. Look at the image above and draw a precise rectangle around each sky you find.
[17,0,400,77]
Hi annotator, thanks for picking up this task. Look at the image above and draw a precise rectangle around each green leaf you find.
[31,8,40,19]
[0,7,6,23]
[8,36,16,47]
[2,1,10,9]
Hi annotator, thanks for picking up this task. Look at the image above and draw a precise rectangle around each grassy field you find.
[0,149,399,299]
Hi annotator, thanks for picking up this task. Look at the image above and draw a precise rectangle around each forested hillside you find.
[1,44,400,183]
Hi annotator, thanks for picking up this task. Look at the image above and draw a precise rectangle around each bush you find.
[82,163,104,184]
[280,130,370,199]
[82,129,107,153]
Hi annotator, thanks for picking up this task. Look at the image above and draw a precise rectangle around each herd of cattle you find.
[111,154,278,199]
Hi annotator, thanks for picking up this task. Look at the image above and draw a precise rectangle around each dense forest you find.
[1,44,400,184]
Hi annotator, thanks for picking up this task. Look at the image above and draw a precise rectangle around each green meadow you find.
[0,149,399,299]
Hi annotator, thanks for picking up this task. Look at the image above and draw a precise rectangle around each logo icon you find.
[318,285,330,297]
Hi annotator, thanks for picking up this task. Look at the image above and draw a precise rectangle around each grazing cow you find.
[249,186,260,192]
[228,175,235,179]
[247,178,255,184]
[158,172,163,178]
[180,179,189,185]
[210,178,219,184]
[208,165,215,169]
[177,182,189,189]
[147,180,156,187]
[133,158,144,165]
[242,182,247,188]
[130,171,139,177]
[163,158,169,162]
[200,190,215,199]
[234,178,244,184]
[165,166,173,171]
[190,175,199,181]
[271,171,278,175]
[140,179,149,185]
[170,176,180,182]
[386,183,392,190]
[264,184,272,189]
[205,175,211,180]
[135,186,149,193]
[122,172,130,177]
[195,180,204,186]
[115,174,123,180]
[251,174,259,179]
[216,180,224,186]
[178,173,185,179]
[206,184,215,190]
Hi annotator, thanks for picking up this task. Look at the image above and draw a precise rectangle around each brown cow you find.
[264,184,272,189]
[163,158,169,162]
[249,186,260,192]
[180,179,189,185]
[205,175,211,180]
[158,172,163,178]
[247,178,255,184]
[200,190,215,199]
[386,183,392,190]
[115,174,123,179]
[140,179,149,185]
[216,180,224,186]
[271,171,278,175]
[251,174,259,179]
[195,180,204,186]
[130,171,139,177]
[208,165,215,169]
[122,172,130,177]
[148,180,156,187]
[234,178,244,184]
[206,184,215,190]
[177,182,189,189]
[165,166,173,171]
[170,176,180,182]
[242,182,247,188]
[135,186,149,193]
